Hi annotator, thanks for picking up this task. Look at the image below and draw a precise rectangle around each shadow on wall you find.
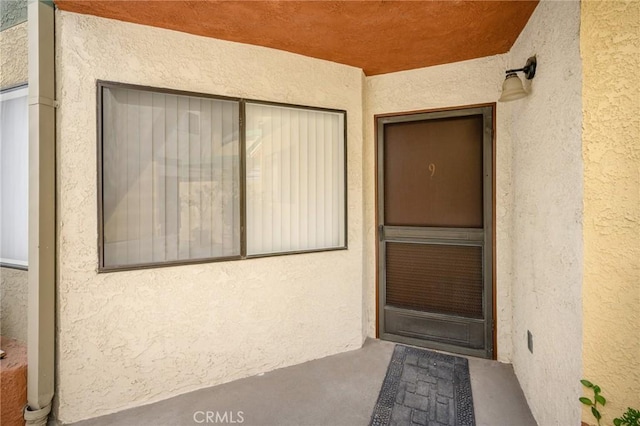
[0,0,27,32]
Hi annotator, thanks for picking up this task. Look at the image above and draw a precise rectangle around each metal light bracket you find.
[505,56,537,80]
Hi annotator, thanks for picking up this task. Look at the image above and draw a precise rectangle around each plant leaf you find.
[581,379,594,388]
[595,395,606,406]
[580,397,593,406]
[594,385,601,394]
[592,407,601,420]
[613,419,621,426]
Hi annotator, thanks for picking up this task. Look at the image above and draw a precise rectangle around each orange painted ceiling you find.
[54,0,539,76]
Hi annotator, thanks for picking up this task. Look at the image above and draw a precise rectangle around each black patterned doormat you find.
[370,345,475,426]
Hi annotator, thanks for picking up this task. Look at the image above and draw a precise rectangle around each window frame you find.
[0,84,29,271]
[97,81,348,272]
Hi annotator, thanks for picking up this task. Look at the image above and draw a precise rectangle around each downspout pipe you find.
[24,1,56,425]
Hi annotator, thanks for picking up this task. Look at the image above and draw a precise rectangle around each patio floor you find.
[69,339,536,426]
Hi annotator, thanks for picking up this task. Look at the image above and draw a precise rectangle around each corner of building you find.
[581,1,640,424]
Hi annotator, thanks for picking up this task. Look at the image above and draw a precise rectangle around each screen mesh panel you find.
[384,115,483,228]
[385,242,483,318]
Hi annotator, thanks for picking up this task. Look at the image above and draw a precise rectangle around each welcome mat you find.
[370,345,475,426]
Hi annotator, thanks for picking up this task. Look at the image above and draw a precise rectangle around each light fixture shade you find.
[499,73,527,102]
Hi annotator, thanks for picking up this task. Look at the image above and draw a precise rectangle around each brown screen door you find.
[377,106,494,359]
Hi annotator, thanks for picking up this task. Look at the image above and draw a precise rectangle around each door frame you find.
[374,103,497,360]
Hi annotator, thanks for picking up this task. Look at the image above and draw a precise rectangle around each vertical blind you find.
[0,87,29,267]
[102,86,240,267]
[245,103,346,255]
[100,83,347,269]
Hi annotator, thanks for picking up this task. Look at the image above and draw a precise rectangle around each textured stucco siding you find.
[0,267,28,342]
[0,0,27,31]
[0,21,27,89]
[508,1,583,425]
[581,1,640,424]
[0,19,28,344]
[56,11,364,423]
[364,54,514,363]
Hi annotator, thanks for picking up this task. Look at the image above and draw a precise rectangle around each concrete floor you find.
[70,339,536,426]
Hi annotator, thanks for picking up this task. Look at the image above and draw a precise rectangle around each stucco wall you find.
[0,21,27,89]
[56,11,364,423]
[0,0,27,32]
[363,54,514,362]
[0,267,28,342]
[507,1,583,425]
[0,20,28,344]
[581,1,640,424]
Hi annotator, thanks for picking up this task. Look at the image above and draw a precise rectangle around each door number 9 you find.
[428,163,436,177]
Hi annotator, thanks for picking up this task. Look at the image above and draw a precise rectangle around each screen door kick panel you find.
[377,108,494,359]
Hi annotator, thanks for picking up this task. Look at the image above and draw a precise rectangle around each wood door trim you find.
[491,104,497,360]
[375,103,496,119]
[373,103,497,360]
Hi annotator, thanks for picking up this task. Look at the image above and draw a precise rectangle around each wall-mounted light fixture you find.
[499,56,537,102]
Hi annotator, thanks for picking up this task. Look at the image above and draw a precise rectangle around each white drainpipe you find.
[24,1,56,425]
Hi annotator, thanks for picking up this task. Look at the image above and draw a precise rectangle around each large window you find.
[0,86,29,269]
[99,82,346,270]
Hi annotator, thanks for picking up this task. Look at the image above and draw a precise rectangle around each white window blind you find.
[0,86,29,268]
[101,86,240,267]
[245,103,346,256]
